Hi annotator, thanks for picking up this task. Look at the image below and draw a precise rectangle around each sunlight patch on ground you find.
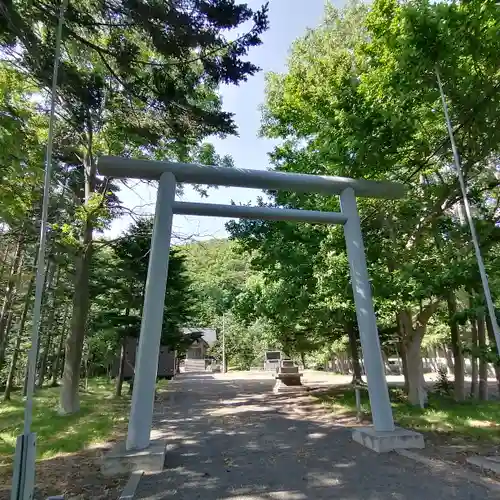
[268,491,309,499]
[210,404,275,415]
[306,471,342,487]
[466,419,498,428]
[225,492,309,500]
[307,432,326,439]
[313,385,500,445]
[150,429,168,439]
[0,378,130,463]
[334,461,355,468]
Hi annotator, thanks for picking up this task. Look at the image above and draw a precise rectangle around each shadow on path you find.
[136,373,494,499]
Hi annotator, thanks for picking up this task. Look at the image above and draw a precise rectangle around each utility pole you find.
[222,313,226,374]
[436,66,500,356]
[11,1,68,499]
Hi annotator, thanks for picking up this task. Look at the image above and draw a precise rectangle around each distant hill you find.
[177,238,252,323]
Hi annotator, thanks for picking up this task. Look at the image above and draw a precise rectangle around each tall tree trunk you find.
[341,353,349,374]
[4,319,23,401]
[447,292,465,401]
[82,340,90,392]
[400,302,440,406]
[470,314,479,399]
[399,342,409,392]
[35,261,56,369]
[51,302,70,387]
[1,310,15,365]
[477,312,488,401]
[405,329,427,406]
[396,313,410,392]
[346,321,363,384]
[432,346,440,372]
[59,228,92,413]
[485,313,500,396]
[115,335,127,398]
[60,137,96,414]
[0,242,24,367]
[22,358,28,397]
[444,346,454,374]
[37,266,60,389]
[0,238,23,329]
[37,331,53,390]
[3,265,36,400]
[61,196,96,412]
[4,326,23,401]
[300,351,307,370]
[0,241,11,282]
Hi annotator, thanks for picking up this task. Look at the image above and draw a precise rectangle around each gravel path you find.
[135,373,497,499]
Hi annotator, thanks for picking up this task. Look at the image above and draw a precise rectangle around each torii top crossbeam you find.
[98,156,406,199]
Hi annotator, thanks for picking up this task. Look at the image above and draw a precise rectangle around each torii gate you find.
[98,156,419,453]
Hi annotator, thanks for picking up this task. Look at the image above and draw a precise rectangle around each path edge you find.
[396,449,500,494]
[118,470,143,499]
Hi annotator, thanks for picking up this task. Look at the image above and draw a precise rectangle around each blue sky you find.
[107,0,338,242]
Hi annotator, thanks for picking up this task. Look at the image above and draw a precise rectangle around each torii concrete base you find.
[101,437,166,476]
[273,378,308,394]
[352,426,425,453]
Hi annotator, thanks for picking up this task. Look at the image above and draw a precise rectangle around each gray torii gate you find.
[98,156,409,452]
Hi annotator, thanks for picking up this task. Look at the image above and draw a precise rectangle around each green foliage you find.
[0,64,44,227]
[434,365,453,396]
[1,0,270,157]
[180,239,280,367]
[90,218,197,356]
[316,385,500,444]
[208,313,269,370]
[1,0,500,415]
[180,239,251,322]
[222,0,500,403]
[0,0,270,411]
[0,378,129,464]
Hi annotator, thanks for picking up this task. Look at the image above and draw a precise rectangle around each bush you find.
[434,365,453,396]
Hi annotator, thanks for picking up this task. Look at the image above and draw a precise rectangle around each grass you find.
[314,385,500,445]
[0,378,131,466]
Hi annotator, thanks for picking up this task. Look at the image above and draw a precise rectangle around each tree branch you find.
[415,300,441,328]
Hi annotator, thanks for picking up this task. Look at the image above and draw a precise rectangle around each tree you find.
[89,218,198,395]
[0,63,44,228]
[181,239,252,323]
[1,0,269,413]
[229,0,500,404]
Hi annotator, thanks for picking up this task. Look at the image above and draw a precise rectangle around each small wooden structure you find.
[184,337,209,372]
[273,359,305,394]
[111,336,175,381]
[182,327,217,372]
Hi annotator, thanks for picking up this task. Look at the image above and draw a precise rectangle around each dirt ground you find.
[227,370,500,481]
[0,445,129,500]
[135,372,497,499]
[2,370,498,499]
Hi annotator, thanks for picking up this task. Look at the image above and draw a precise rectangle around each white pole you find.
[126,172,176,451]
[10,3,68,499]
[341,188,395,432]
[222,313,226,374]
[23,0,68,437]
[436,67,500,355]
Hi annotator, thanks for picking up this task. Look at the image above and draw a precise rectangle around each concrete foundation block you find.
[279,366,300,374]
[273,378,307,394]
[352,426,425,453]
[101,439,166,476]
